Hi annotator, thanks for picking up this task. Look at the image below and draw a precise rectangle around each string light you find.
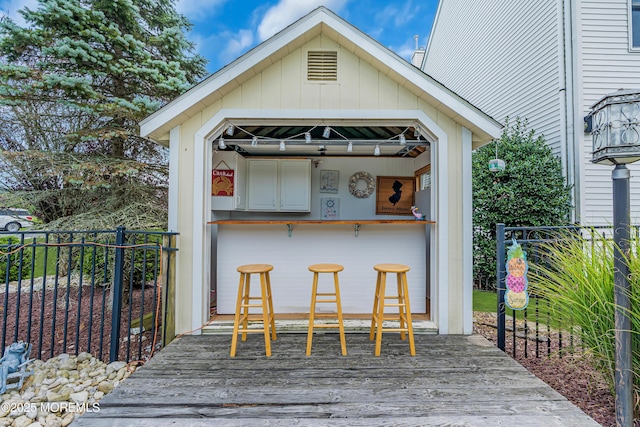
[214,123,419,153]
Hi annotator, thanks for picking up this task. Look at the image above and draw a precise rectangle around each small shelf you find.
[208,219,434,237]
[208,220,435,225]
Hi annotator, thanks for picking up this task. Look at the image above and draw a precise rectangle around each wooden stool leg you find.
[306,272,319,356]
[241,273,251,341]
[369,272,382,340]
[265,271,277,341]
[396,272,407,341]
[402,272,416,356]
[374,272,386,356]
[230,273,246,357]
[334,271,347,356]
[259,272,272,357]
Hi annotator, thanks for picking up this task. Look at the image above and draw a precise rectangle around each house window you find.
[415,165,431,190]
[631,0,640,49]
[307,51,337,81]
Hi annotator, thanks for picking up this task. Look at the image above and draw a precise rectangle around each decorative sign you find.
[212,169,234,196]
[320,170,339,193]
[375,176,415,215]
[504,238,529,310]
[321,198,339,220]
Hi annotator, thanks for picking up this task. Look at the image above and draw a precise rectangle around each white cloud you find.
[0,0,37,25]
[220,28,254,63]
[175,0,227,22]
[257,0,347,42]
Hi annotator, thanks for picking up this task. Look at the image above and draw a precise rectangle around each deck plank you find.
[75,334,599,426]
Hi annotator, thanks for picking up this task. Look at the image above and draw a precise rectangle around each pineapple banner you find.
[504,238,529,310]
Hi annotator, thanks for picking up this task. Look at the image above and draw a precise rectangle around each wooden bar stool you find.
[369,263,415,356]
[230,264,277,357]
[306,263,347,356]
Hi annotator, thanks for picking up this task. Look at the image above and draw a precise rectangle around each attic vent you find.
[307,51,337,81]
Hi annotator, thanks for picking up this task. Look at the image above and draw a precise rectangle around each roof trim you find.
[140,6,502,140]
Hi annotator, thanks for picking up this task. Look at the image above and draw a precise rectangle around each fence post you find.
[161,234,176,346]
[109,226,126,363]
[496,223,506,351]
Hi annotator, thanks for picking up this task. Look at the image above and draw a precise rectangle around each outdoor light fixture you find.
[323,126,331,138]
[347,141,353,152]
[279,140,286,151]
[374,145,380,156]
[305,132,312,143]
[225,124,234,136]
[218,136,226,149]
[590,88,640,426]
[414,127,421,138]
[251,136,258,147]
[399,134,406,145]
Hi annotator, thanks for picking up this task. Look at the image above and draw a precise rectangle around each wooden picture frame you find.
[375,176,415,215]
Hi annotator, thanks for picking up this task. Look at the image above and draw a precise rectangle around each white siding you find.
[424,0,563,155]
[580,0,640,224]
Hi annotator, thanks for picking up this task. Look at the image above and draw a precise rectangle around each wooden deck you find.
[75,333,599,426]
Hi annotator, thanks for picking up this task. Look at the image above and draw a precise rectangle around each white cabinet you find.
[248,159,311,211]
[247,160,279,210]
[211,152,246,210]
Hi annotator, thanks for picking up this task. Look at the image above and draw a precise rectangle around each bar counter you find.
[211,220,431,314]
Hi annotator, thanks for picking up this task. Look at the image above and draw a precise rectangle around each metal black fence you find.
[0,227,177,363]
[495,223,638,358]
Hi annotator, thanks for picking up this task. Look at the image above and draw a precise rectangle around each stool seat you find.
[307,263,347,356]
[373,263,410,273]
[230,263,276,357]
[237,264,273,274]
[309,263,344,273]
[370,263,415,356]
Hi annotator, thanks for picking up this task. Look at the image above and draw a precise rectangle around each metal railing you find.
[495,223,637,358]
[0,227,177,363]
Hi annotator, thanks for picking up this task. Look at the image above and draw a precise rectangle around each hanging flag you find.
[504,238,529,310]
[212,169,234,196]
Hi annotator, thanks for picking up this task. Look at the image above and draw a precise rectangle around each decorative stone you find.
[69,391,88,403]
[96,382,113,394]
[60,413,74,427]
[11,415,31,427]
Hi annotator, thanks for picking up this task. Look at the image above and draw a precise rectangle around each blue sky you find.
[1,0,438,74]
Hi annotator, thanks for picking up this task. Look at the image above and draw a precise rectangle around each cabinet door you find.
[280,160,311,211]
[248,160,279,210]
[234,155,246,210]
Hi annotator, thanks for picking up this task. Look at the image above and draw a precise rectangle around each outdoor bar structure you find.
[139,7,502,339]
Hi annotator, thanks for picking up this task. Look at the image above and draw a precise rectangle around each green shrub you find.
[0,237,33,281]
[472,118,573,290]
[530,230,639,408]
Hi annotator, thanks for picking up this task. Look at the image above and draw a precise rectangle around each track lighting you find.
[218,136,226,149]
[323,126,331,138]
[279,140,286,151]
[347,141,353,152]
[305,132,312,143]
[226,124,234,136]
[251,136,258,147]
[399,134,406,145]
[374,145,380,156]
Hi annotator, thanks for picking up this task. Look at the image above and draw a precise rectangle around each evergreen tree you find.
[473,118,573,289]
[0,0,208,228]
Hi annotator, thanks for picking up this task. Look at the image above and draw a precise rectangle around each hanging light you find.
[347,141,353,152]
[305,132,312,143]
[251,136,258,147]
[323,126,331,138]
[218,136,226,149]
[279,140,286,151]
[225,124,234,136]
[374,145,380,156]
[414,127,421,138]
[399,134,406,145]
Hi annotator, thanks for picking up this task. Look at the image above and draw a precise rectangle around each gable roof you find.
[140,6,502,143]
